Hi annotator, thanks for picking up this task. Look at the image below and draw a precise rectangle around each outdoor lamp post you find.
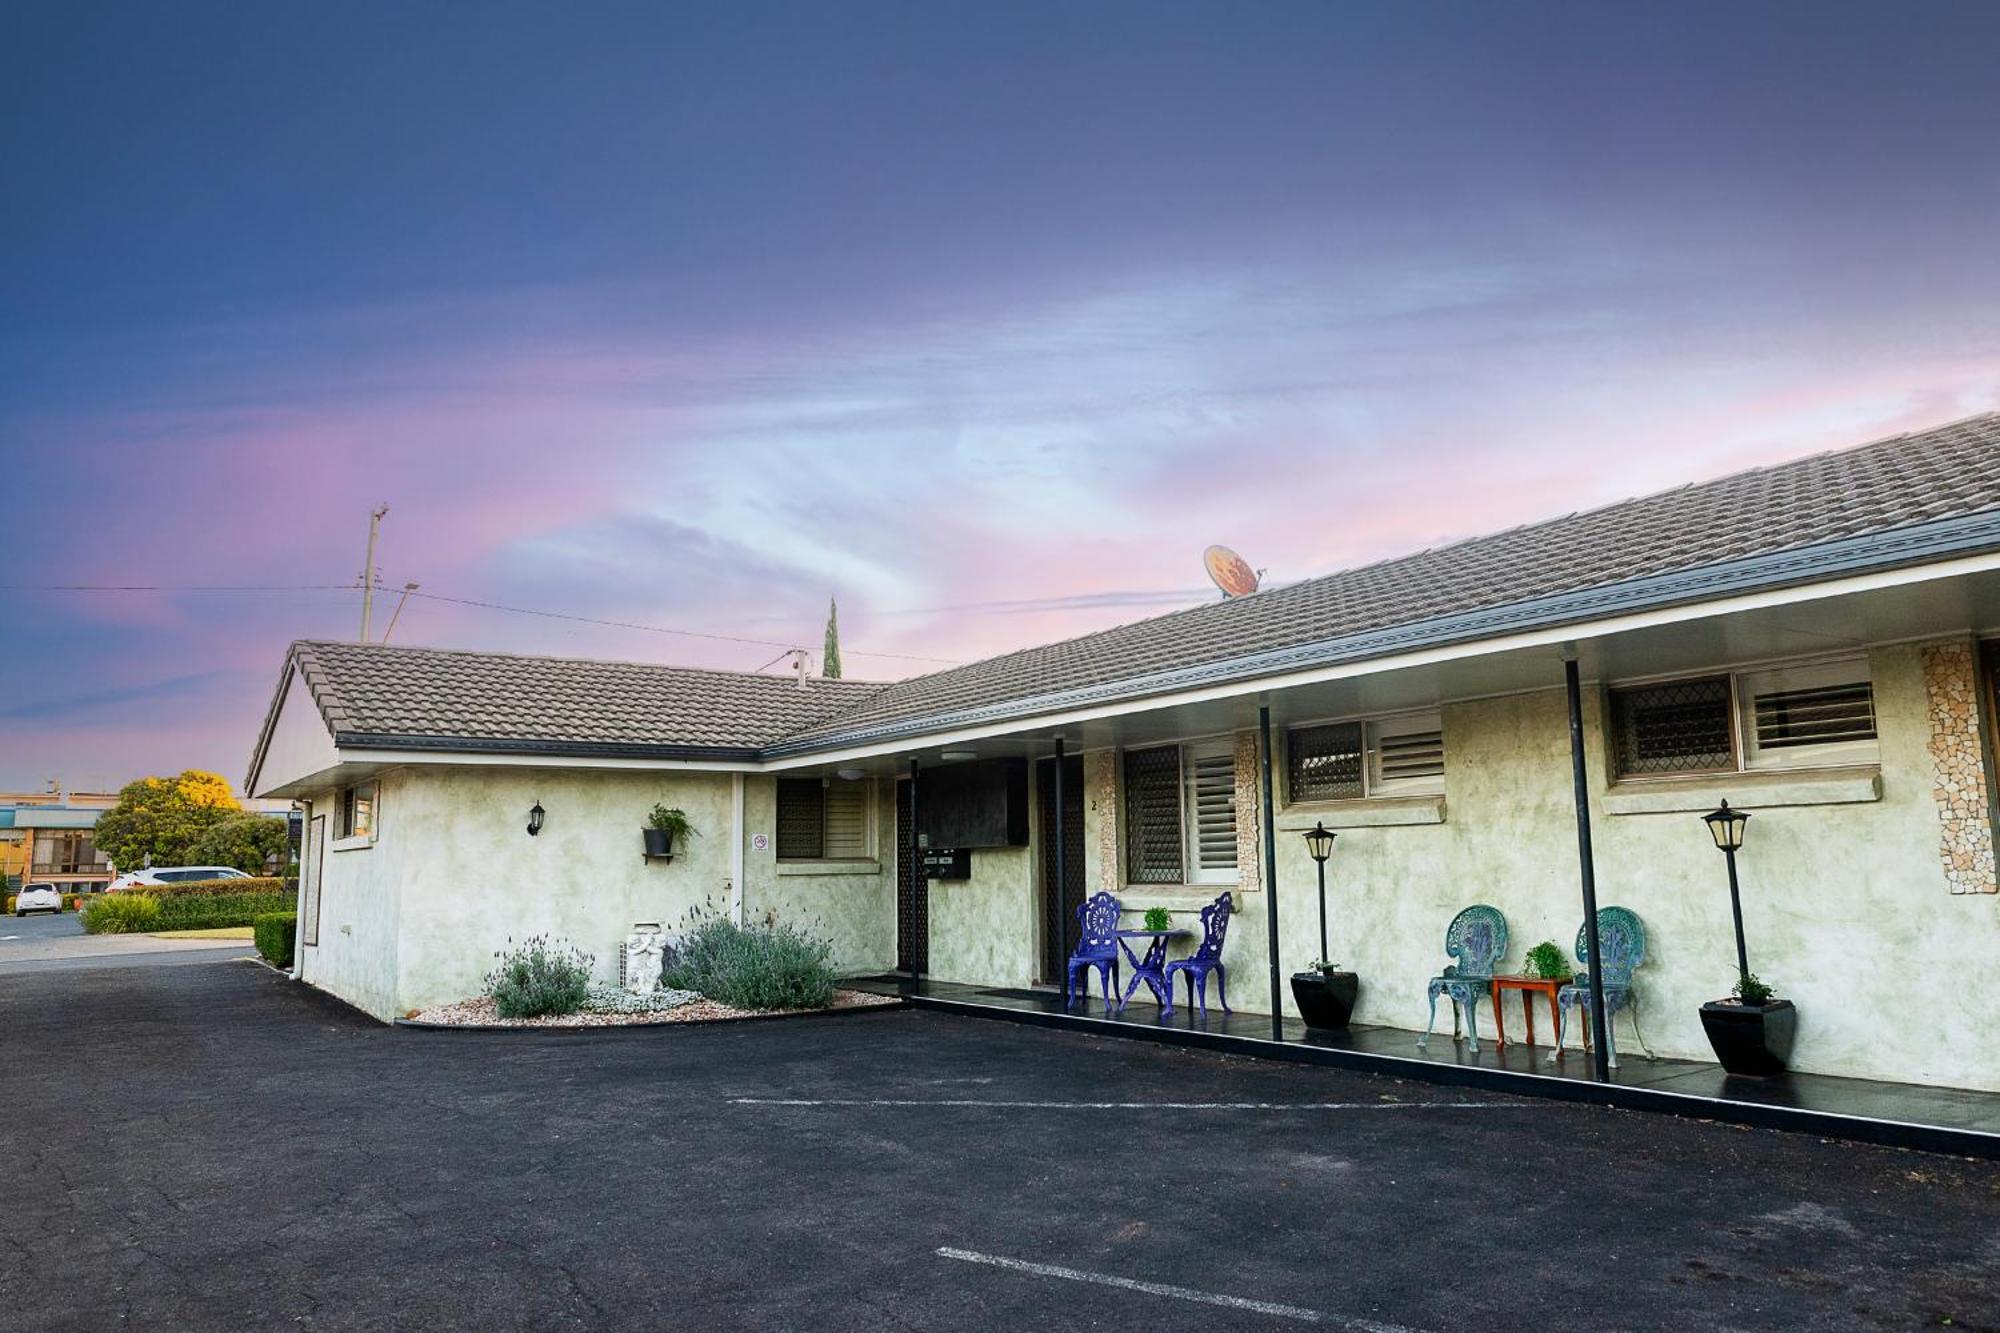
[1302,821,1338,964]
[527,801,546,837]
[1702,799,1752,989]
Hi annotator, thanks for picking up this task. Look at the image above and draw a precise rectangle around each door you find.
[1037,754,1086,984]
[895,779,929,975]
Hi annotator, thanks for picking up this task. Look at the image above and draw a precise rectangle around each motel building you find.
[247,414,2000,1113]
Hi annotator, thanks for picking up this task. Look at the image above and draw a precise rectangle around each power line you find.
[4,581,962,666]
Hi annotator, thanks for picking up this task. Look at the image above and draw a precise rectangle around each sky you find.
[3,1,1999,793]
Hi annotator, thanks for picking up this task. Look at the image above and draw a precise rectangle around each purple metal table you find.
[1113,928,1192,1015]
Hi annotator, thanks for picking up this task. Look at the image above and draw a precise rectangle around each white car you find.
[105,866,252,892]
[14,883,64,916]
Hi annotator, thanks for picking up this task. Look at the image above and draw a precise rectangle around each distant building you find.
[0,787,118,892]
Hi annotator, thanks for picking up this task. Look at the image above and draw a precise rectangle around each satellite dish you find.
[1204,544,1261,598]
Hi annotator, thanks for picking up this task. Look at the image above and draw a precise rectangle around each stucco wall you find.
[739,774,897,977]
[1241,642,1999,1090]
[297,777,406,1020]
[296,767,900,1019]
[392,767,737,1014]
[925,764,1043,989]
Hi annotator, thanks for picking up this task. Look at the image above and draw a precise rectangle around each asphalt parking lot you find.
[2,961,1997,1332]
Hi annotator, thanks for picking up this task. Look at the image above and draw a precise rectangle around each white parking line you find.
[936,1247,1424,1331]
[732,1097,1508,1110]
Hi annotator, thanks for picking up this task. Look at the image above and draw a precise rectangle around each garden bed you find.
[402,988,899,1030]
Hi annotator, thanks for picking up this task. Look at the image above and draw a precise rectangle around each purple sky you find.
[4,1,1999,792]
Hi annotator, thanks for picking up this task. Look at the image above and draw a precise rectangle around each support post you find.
[1564,656,1612,1081]
[1052,736,1068,970]
[908,756,922,980]
[1259,705,1283,1040]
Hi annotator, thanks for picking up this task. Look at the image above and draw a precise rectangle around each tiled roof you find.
[778,411,2000,745]
[283,640,886,756]
[257,412,2000,772]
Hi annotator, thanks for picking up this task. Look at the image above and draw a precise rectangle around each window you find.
[1286,711,1444,803]
[776,777,870,860]
[1609,659,1877,779]
[1609,676,1734,776]
[337,783,376,841]
[1738,661,1879,770]
[1184,743,1239,885]
[1123,742,1238,885]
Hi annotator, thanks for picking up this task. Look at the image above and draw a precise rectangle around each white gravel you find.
[406,988,899,1028]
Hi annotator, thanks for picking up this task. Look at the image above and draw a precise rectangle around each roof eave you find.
[332,733,764,764]
[761,506,2000,757]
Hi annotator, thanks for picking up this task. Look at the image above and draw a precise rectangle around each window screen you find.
[1610,677,1735,776]
[775,779,824,860]
[1287,723,1364,802]
[1123,746,1185,884]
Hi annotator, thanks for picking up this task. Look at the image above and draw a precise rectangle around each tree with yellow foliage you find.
[93,770,242,872]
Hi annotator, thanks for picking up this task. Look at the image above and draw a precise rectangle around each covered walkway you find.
[851,976,2000,1159]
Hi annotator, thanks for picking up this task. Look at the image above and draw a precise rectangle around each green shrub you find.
[153,891,296,931]
[485,936,592,1019]
[254,912,297,968]
[663,909,838,1011]
[82,894,163,934]
[3,895,12,914]
[149,876,287,899]
[1523,941,1570,980]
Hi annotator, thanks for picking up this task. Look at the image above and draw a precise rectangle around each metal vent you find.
[1188,752,1238,872]
[1374,729,1444,784]
[1751,681,1877,750]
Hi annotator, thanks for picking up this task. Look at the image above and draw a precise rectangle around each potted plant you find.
[1523,940,1569,980]
[1142,906,1172,933]
[643,805,696,861]
[1291,958,1359,1030]
[1700,973,1797,1077]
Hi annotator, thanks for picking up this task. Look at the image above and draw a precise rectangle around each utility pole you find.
[358,503,389,642]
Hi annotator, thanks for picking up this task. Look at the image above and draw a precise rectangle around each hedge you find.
[156,891,296,930]
[254,912,297,968]
[83,890,297,934]
[148,877,287,899]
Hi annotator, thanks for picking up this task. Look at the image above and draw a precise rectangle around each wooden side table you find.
[1490,975,1585,1051]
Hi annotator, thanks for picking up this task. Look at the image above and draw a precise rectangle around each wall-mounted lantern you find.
[527,801,545,837]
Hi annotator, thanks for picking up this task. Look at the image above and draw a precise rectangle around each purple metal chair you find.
[1163,891,1233,1018]
[1065,892,1122,1008]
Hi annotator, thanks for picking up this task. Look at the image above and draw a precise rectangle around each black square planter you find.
[1699,998,1797,1077]
[1291,971,1359,1030]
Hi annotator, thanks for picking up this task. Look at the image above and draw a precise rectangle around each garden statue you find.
[621,922,665,994]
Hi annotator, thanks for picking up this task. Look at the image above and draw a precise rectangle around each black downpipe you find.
[1564,657,1612,1081]
[1052,736,1068,970]
[1259,705,1284,1040]
[908,755,922,980]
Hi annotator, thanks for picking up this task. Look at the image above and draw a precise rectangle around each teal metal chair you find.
[1418,905,1508,1053]
[1550,905,1656,1069]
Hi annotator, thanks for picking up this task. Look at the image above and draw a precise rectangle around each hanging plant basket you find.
[642,828,675,861]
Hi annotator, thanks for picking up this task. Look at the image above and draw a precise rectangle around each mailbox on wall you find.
[919,848,972,880]
[917,757,1029,849]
